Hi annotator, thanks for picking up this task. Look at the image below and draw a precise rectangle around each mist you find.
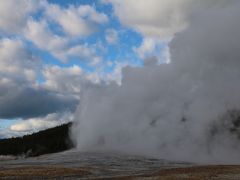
[72,1,240,163]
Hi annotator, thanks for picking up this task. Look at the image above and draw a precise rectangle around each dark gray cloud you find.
[0,84,78,119]
[0,38,79,120]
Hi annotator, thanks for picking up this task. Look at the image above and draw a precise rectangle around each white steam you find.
[72,1,240,163]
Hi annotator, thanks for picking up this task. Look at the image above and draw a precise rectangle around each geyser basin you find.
[0,149,191,179]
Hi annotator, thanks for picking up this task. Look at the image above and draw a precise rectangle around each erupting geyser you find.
[72,0,240,163]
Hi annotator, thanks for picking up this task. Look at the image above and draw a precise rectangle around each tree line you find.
[0,122,74,157]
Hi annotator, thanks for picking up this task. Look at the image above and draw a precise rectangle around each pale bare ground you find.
[1,150,240,179]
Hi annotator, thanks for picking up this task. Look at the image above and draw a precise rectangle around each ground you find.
[0,150,240,179]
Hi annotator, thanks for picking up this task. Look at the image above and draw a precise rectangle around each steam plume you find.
[72,1,240,163]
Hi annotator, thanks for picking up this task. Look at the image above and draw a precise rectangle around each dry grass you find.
[149,165,240,179]
[2,165,240,179]
[0,166,90,178]
[108,165,240,180]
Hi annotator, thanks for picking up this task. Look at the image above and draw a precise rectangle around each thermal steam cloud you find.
[72,1,240,163]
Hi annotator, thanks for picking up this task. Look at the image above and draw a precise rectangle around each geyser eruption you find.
[72,1,240,163]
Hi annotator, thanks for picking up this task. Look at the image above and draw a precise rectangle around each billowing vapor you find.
[72,1,240,163]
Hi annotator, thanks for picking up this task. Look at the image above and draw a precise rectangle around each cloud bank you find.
[73,0,240,163]
[0,38,78,119]
[10,112,73,133]
[0,0,110,135]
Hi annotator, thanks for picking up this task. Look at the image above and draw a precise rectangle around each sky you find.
[0,0,171,138]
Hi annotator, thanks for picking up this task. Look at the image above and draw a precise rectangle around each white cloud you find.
[0,1,108,37]
[0,1,108,64]
[58,44,99,63]
[24,19,100,63]
[42,64,107,97]
[134,38,171,63]
[10,112,73,133]
[0,38,78,120]
[107,0,193,61]
[0,0,38,33]
[105,29,118,44]
[77,5,109,24]
[24,19,69,61]
[160,45,171,64]
[0,1,107,65]
[133,38,156,59]
[0,38,39,83]
[107,0,236,40]
[44,3,108,36]
[43,65,83,95]
[0,127,26,139]
[107,0,192,40]
[105,62,129,84]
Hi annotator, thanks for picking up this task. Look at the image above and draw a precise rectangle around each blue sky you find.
[0,0,176,137]
[0,0,147,137]
[30,0,143,72]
